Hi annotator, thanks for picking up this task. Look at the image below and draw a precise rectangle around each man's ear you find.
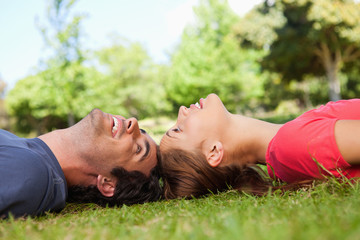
[205,141,224,167]
[96,175,116,197]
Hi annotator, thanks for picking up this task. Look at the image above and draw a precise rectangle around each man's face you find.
[77,109,157,176]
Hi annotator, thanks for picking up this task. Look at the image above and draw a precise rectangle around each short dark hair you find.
[67,166,162,207]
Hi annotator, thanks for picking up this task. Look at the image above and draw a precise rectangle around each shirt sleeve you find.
[0,147,51,218]
[310,99,360,119]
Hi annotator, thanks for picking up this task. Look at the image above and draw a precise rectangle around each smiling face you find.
[77,109,157,177]
[160,93,230,153]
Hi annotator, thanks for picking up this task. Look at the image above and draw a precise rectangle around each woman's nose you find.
[176,106,188,123]
[178,106,189,117]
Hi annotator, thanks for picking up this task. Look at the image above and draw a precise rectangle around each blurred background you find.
[1,0,360,141]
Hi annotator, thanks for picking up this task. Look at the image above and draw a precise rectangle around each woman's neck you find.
[222,114,283,166]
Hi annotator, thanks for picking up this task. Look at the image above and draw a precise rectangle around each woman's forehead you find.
[160,132,188,152]
[160,134,174,150]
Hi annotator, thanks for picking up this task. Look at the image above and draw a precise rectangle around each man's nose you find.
[125,117,140,137]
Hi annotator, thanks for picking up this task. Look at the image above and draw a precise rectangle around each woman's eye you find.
[172,127,180,132]
[136,145,142,154]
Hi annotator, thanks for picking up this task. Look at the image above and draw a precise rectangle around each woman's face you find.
[160,93,230,152]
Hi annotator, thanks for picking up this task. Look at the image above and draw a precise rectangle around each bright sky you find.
[0,0,262,89]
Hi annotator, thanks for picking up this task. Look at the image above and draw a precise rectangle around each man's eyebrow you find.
[140,140,150,162]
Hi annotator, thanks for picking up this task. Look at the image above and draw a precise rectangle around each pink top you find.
[266,99,360,183]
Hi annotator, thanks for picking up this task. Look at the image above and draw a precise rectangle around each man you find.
[0,109,162,218]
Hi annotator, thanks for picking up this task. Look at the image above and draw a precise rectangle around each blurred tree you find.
[233,0,286,50]
[0,76,9,130]
[0,75,6,99]
[95,37,171,119]
[6,74,65,134]
[261,0,360,101]
[6,66,105,134]
[233,1,297,110]
[37,0,87,126]
[342,69,360,99]
[7,0,172,134]
[166,0,265,113]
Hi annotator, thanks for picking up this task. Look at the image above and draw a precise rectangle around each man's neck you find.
[38,129,98,187]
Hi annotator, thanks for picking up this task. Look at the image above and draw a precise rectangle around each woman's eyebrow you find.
[166,130,175,138]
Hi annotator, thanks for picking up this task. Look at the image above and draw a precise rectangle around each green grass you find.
[2,114,358,239]
[1,180,360,240]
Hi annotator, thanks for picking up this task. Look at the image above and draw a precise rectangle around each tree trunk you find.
[68,111,75,126]
[316,43,342,102]
[299,81,312,108]
[325,64,341,102]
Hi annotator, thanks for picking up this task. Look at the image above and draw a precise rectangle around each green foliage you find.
[343,70,360,99]
[6,66,106,134]
[38,0,86,65]
[233,0,286,49]
[6,75,64,134]
[261,0,360,101]
[166,0,266,114]
[191,0,239,44]
[94,38,171,119]
[6,0,172,133]
[6,38,171,134]
[6,0,360,134]
[1,181,360,239]
[0,76,6,99]
[36,0,88,126]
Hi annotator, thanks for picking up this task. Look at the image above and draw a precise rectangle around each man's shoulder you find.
[0,147,51,197]
[0,147,66,218]
[0,144,46,170]
[0,129,22,145]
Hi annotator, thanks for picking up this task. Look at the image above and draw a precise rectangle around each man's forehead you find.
[142,135,158,174]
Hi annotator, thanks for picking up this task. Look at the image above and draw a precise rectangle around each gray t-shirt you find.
[0,130,67,218]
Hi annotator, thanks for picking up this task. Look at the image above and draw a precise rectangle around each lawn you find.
[2,115,360,240]
[1,180,360,240]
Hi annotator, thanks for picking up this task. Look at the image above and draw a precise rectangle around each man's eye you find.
[140,129,146,134]
[136,145,142,154]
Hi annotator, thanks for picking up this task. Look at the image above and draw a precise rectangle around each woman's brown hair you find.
[159,148,274,199]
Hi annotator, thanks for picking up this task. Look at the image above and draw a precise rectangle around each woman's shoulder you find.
[303,99,360,119]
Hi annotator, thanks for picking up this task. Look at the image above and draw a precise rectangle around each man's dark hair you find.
[67,166,162,207]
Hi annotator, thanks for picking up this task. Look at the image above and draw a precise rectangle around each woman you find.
[159,93,360,199]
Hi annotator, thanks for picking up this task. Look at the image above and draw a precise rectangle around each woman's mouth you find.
[194,98,204,109]
[189,98,204,110]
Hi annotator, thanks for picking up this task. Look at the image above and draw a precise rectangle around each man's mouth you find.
[112,116,119,135]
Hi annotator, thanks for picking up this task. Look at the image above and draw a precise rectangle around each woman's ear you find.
[96,175,116,197]
[205,141,224,167]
